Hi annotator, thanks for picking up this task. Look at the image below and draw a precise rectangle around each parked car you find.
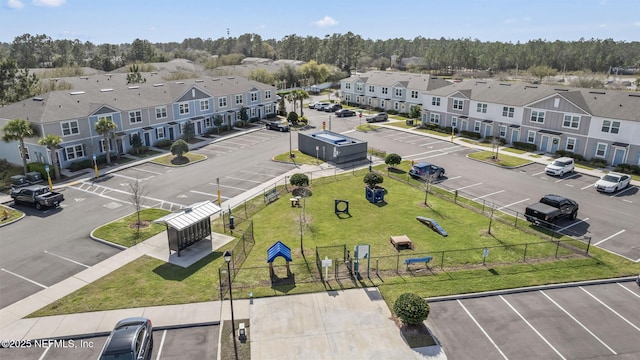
[409,162,445,180]
[308,101,320,109]
[315,102,330,111]
[545,157,575,176]
[335,109,356,117]
[524,194,578,225]
[365,112,388,123]
[265,121,290,132]
[594,172,631,193]
[99,317,153,360]
[324,103,342,112]
[10,184,64,210]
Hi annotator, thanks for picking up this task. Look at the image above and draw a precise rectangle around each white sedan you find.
[594,172,631,193]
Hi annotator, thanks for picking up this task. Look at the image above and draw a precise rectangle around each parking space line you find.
[447,176,462,181]
[472,190,505,201]
[579,286,640,333]
[190,190,230,199]
[497,198,530,211]
[212,183,250,191]
[130,167,163,175]
[44,250,90,268]
[610,186,635,198]
[38,345,51,360]
[1,268,48,288]
[155,329,167,360]
[593,230,625,246]
[557,218,589,232]
[539,291,617,355]
[554,173,580,183]
[455,182,482,191]
[532,170,546,176]
[500,295,566,360]
[580,184,594,190]
[110,172,154,181]
[617,283,640,298]
[225,176,264,184]
[457,300,509,360]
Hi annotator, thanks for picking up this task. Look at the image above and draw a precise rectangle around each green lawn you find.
[467,150,531,167]
[30,162,639,317]
[92,209,171,247]
[150,152,207,166]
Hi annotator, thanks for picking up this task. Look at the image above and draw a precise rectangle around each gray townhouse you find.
[339,71,450,114]
[0,73,277,170]
[421,80,640,166]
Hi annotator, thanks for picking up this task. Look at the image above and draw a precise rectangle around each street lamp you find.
[223,250,238,360]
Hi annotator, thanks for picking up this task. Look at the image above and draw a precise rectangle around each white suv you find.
[545,157,575,176]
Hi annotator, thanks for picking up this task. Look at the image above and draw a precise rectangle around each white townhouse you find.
[0,73,277,169]
[339,71,450,114]
[422,80,640,165]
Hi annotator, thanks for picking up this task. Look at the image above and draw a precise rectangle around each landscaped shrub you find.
[460,130,482,139]
[387,109,398,115]
[155,139,172,148]
[615,163,640,175]
[513,141,537,152]
[385,153,402,168]
[393,293,430,326]
[289,173,309,187]
[287,111,299,123]
[363,172,384,188]
[482,136,506,145]
[128,146,149,155]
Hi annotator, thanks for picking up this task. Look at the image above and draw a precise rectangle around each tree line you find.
[2,32,638,75]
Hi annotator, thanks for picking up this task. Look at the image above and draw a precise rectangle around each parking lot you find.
[427,281,640,359]
[2,325,219,359]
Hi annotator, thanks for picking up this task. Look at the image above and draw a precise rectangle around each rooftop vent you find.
[589,91,606,95]
[175,81,184,84]
[33,97,44,101]
[195,79,204,83]
[153,83,164,87]
[128,85,139,89]
[100,88,114,92]
[554,88,569,91]
[70,91,85,95]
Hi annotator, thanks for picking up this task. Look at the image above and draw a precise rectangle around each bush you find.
[460,130,482,139]
[385,153,402,168]
[289,173,309,187]
[287,112,299,123]
[615,163,640,175]
[363,172,384,188]
[482,136,506,145]
[27,163,48,179]
[513,141,537,152]
[128,146,149,155]
[155,139,172,148]
[393,293,430,326]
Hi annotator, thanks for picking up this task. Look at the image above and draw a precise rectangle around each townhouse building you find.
[422,80,640,165]
[339,71,450,114]
[0,73,277,169]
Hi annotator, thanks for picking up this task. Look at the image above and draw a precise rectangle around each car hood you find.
[595,179,618,187]
[546,164,563,170]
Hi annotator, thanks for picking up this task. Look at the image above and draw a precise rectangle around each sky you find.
[1,0,639,45]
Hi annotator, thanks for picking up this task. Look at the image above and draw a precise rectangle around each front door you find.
[612,147,626,165]
[169,127,175,140]
[511,129,520,143]
[550,137,560,153]
[144,132,151,146]
[484,125,492,138]
[540,135,550,153]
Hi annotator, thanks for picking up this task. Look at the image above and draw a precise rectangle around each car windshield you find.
[100,352,135,360]
[602,175,619,182]
[552,160,567,166]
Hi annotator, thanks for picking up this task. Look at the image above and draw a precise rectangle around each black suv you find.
[409,162,445,180]
[265,121,290,132]
[99,317,153,360]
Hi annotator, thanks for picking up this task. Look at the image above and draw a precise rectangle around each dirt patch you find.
[129,220,151,229]
[171,156,190,165]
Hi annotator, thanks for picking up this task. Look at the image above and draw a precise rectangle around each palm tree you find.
[38,134,62,180]
[95,118,117,164]
[2,118,40,175]
[291,89,310,117]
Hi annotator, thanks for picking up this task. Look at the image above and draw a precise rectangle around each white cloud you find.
[634,21,640,27]
[7,0,25,9]
[314,16,338,28]
[32,0,65,7]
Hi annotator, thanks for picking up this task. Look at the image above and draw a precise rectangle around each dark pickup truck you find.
[11,185,64,210]
[525,194,578,225]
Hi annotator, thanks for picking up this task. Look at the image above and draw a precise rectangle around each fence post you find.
[441,251,445,269]
[376,259,379,276]
[396,254,400,274]
[454,190,458,204]
[555,240,560,258]
[523,243,528,261]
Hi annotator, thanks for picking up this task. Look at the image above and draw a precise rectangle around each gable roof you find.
[348,71,450,91]
[153,201,221,231]
[267,241,292,263]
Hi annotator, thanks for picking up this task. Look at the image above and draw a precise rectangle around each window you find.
[451,117,458,128]
[218,97,227,108]
[200,99,210,111]
[432,97,440,106]
[19,146,30,161]
[477,103,487,113]
[179,103,190,115]
[566,137,576,151]
[394,88,403,97]
[368,85,375,93]
[235,94,243,105]
[499,125,507,138]
[205,117,212,127]
[65,144,84,160]
[453,99,464,110]
[527,130,536,143]
[394,102,400,110]
[601,120,620,134]
[129,110,142,124]
[595,142,607,158]
[265,90,271,99]
[155,106,167,119]
[563,115,580,129]
[61,121,79,136]
[355,83,363,91]
[530,110,545,123]
[380,100,385,108]
[98,115,113,123]
[411,90,419,99]
[345,94,351,102]
[156,127,165,139]
[250,92,258,102]
[430,113,440,124]
[502,106,514,118]
[367,98,372,106]
[345,83,351,89]
[381,87,388,95]
[474,121,481,132]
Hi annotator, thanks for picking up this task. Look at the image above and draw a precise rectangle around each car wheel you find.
[279,128,284,132]
[36,203,42,210]
[571,210,577,220]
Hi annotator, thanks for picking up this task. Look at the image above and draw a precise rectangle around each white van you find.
[545,157,575,176]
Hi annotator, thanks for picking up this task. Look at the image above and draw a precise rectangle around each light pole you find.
[223,250,238,360]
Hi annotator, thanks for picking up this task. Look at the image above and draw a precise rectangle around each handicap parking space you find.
[427,282,640,360]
